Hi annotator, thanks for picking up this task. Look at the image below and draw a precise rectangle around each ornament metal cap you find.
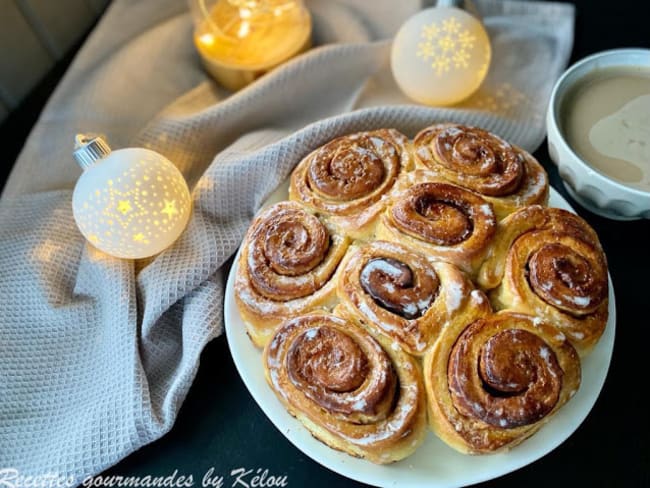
[73,134,112,170]
[435,0,481,19]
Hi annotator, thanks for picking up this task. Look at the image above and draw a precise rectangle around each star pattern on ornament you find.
[103,187,148,229]
[422,23,440,41]
[416,16,477,76]
[117,200,132,214]
[161,200,179,219]
[452,48,471,69]
[442,17,461,34]
[133,232,148,243]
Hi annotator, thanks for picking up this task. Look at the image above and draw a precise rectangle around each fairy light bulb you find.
[191,0,312,90]
[72,135,192,259]
[391,5,491,106]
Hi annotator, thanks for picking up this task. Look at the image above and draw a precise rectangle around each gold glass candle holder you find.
[190,0,312,90]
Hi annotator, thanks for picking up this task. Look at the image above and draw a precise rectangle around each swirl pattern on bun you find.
[413,124,548,219]
[264,313,427,463]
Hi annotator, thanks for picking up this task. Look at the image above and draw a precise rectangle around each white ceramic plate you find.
[223,184,616,488]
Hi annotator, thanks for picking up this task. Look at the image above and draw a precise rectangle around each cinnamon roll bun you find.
[231,123,610,464]
[235,202,349,347]
[478,205,608,356]
[377,175,497,275]
[424,311,581,454]
[338,241,492,356]
[264,313,427,463]
[413,124,548,219]
[290,129,412,239]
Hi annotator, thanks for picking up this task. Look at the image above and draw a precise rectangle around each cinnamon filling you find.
[528,243,607,315]
[421,124,525,196]
[264,218,329,276]
[449,323,563,429]
[391,183,481,246]
[290,327,369,393]
[360,257,437,319]
[308,135,392,200]
[247,205,334,301]
[287,325,397,418]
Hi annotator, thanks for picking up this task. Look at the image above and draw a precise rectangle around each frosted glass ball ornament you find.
[391,6,491,106]
[72,135,192,259]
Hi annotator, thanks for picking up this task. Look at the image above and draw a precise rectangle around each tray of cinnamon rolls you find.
[224,123,615,487]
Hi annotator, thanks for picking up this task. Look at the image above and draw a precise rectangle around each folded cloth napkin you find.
[0,0,574,481]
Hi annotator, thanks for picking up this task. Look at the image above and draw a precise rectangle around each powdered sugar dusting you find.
[480,204,494,219]
[365,258,407,280]
[569,295,592,307]
[519,168,547,199]
[443,126,463,138]
[353,399,367,411]
[446,281,464,313]
[539,345,558,377]
[383,282,396,293]
[539,346,551,361]
[418,297,433,311]
[470,289,485,304]
[358,300,380,326]
[402,302,418,317]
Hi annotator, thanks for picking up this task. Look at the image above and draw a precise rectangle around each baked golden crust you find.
[424,311,581,454]
[264,312,427,463]
[289,129,413,239]
[337,240,492,356]
[477,205,608,356]
[377,172,497,275]
[234,125,609,461]
[413,123,548,219]
[234,201,349,347]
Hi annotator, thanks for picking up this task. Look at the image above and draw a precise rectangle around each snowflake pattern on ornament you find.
[416,17,477,76]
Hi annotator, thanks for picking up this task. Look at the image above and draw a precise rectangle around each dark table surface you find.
[103,2,650,486]
[3,0,649,487]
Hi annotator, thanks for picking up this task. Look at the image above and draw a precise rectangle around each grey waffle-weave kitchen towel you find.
[0,0,574,482]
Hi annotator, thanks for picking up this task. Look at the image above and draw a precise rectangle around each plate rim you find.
[223,186,616,488]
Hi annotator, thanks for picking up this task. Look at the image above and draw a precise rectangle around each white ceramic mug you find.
[546,48,650,220]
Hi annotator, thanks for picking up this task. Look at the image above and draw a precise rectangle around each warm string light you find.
[72,135,192,259]
[391,7,492,106]
[191,0,312,90]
